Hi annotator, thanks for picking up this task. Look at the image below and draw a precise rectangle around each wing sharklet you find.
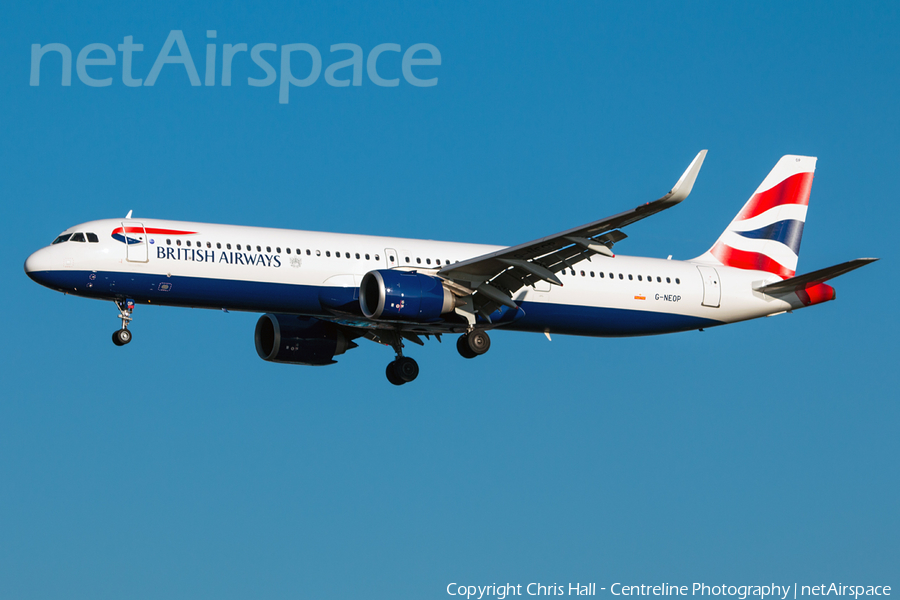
[657,149,707,205]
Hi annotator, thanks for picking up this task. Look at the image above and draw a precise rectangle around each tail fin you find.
[694,155,817,279]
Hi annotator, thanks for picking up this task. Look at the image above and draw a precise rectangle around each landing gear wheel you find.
[457,334,477,359]
[458,331,490,358]
[394,356,419,383]
[386,357,419,385]
[386,362,405,386]
[467,331,490,354]
[112,329,132,346]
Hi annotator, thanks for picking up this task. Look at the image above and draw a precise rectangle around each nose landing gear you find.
[112,299,134,346]
[112,328,132,346]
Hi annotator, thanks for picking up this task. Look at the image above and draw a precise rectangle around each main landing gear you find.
[457,330,491,359]
[381,329,491,385]
[111,299,134,346]
[383,331,419,386]
[385,330,492,385]
[386,356,419,386]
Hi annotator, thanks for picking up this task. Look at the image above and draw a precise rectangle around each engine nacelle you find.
[360,270,456,322]
[254,314,355,366]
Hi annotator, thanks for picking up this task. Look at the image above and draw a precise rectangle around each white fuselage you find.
[25,218,803,337]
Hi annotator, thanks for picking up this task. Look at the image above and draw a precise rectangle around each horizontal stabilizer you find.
[756,258,878,295]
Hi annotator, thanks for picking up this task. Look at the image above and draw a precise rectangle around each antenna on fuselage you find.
[125,210,133,219]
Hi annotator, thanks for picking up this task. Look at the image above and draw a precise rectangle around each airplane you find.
[24,151,877,385]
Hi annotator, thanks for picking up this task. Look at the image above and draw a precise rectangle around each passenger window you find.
[676,278,681,284]
[355,253,360,259]
[365,254,370,260]
[657,276,661,282]
[590,271,595,277]
[666,277,671,283]
[436,259,441,265]
[375,254,380,261]
[416,258,421,264]
[256,246,261,252]
[276,247,281,253]
[580,270,585,276]
[326,251,331,257]
[618,273,623,280]
[70,233,85,242]
[166,239,171,245]
[176,239,181,246]
[637,275,642,281]
[346,252,350,259]
[316,250,321,256]
[405,257,410,263]
[426,258,431,265]
[87,233,99,243]
[186,240,191,247]
[236,244,241,250]
[628,274,633,280]
[599,272,604,278]
[286,248,291,254]
[266,246,271,253]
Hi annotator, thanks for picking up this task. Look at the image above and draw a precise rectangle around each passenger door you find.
[697,265,721,308]
[123,222,148,263]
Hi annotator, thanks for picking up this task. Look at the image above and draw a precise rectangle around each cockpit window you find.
[86,233,99,243]
[70,233,86,242]
[52,234,72,244]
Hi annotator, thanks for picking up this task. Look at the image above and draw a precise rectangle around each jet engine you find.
[254,314,356,366]
[359,270,456,322]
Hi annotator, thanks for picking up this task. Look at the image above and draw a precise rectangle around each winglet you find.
[659,150,707,206]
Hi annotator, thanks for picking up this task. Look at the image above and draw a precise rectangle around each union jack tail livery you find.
[696,155,816,279]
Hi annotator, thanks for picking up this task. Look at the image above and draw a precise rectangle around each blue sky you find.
[1,2,897,599]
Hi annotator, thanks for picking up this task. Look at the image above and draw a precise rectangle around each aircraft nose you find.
[24,247,56,285]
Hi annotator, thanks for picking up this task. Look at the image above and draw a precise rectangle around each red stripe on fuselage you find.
[736,171,814,221]
[111,227,198,236]
[710,241,795,278]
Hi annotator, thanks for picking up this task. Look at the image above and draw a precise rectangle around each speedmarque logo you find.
[30,30,441,104]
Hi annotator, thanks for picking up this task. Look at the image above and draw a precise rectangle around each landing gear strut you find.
[112,299,134,346]
[457,330,490,359]
[385,333,419,385]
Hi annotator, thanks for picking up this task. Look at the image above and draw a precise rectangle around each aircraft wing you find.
[436,150,707,321]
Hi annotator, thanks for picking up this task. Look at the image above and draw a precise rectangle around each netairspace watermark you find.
[445,583,893,600]
[29,30,441,104]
